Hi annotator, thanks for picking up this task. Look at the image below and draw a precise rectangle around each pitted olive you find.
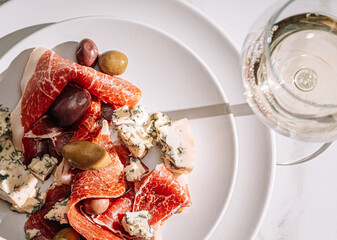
[53,227,81,240]
[61,140,112,170]
[76,38,99,67]
[83,198,110,215]
[98,50,128,76]
[49,85,91,127]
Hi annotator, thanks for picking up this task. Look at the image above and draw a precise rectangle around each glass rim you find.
[263,0,337,109]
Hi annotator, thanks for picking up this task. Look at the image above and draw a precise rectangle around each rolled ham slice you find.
[133,164,192,226]
[67,120,127,240]
[11,47,141,150]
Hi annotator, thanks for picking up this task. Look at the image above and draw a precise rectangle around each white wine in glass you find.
[242,0,337,143]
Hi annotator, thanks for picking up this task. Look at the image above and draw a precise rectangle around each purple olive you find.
[49,84,91,127]
[76,38,99,67]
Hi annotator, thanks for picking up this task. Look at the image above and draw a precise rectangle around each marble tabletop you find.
[186,0,337,240]
[1,0,336,239]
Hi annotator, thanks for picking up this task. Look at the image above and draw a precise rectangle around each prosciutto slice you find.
[67,121,127,240]
[24,183,72,240]
[22,115,73,165]
[91,191,135,238]
[133,164,192,226]
[11,47,141,150]
[70,95,101,141]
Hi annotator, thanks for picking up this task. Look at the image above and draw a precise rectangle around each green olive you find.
[53,227,81,240]
[62,140,112,170]
[98,50,128,75]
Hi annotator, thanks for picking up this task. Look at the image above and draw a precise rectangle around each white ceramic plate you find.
[0,0,276,239]
[0,17,238,239]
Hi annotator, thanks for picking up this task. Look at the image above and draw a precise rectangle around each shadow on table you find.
[0,37,79,110]
[0,23,53,60]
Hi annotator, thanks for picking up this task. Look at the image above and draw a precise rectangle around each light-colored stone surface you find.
[185,1,337,239]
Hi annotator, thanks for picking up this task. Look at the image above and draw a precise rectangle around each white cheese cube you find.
[147,112,171,138]
[0,106,11,136]
[122,211,154,238]
[112,106,134,125]
[124,158,146,182]
[28,154,57,181]
[11,190,46,214]
[158,118,194,174]
[130,105,150,126]
[44,198,69,224]
[118,124,153,159]
[25,228,41,239]
[113,105,150,127]
[0,158,38,207]
[0,138,24,164]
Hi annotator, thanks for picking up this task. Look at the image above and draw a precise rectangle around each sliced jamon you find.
[21,47,141,132]
[91,191,135,238]
[67,120,127,240]
[68,160,126,240]
[22,115,73,165]
[133,164,192,226]
[71,95,101,141]
[24,183,72,240]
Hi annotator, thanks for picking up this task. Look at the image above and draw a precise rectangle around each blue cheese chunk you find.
[25,228,41,239]
[122,211,154,238]
[11,190,46,214]
[0,158,38,207]
[44,198,69,224]
[118,125,153,159]
[147,112,171,139]
[157,118,194,174]
[112,105,150,127]
[0,105,11,136]
[0,138,24,164]
[113,105,153,159]
[28,154,57,181]
[124,158,146,182]
[112,106,134,125]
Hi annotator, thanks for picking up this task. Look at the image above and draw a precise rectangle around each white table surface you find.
[188,0,337,239]
[1,0,337,239]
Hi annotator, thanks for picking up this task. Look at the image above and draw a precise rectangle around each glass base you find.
[275,132,333,166]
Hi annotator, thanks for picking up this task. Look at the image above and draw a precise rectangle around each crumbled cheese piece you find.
[25,228,41,239]
[124,158,146,182]
[146,112,171,139]
[112,105,150,126]
[0,157,38,207]
[122,211,154,238]
[130,105,150,126]
[157,118,194,174]
[44,198,70,224]
[112,106,134,125]
[118,124,153,159]
[0,105,11,136]
[113,105,154,159]
[0,138,24,164]
[28,154,57,181]
[11,190,46,214]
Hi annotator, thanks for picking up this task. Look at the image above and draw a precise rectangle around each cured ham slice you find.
[91,191,135,238]
[67,120,127,240]
[68,160,126,240]
[71,95,101,141]
[24,183,72,240]
[22,116,73,165]
[21,47,141,132]
[133,164,191,226]
[11,47,141,150]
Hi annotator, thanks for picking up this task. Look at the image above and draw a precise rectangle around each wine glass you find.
[241,0,337,165]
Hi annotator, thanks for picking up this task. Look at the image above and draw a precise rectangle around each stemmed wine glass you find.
[241,0,337,165]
